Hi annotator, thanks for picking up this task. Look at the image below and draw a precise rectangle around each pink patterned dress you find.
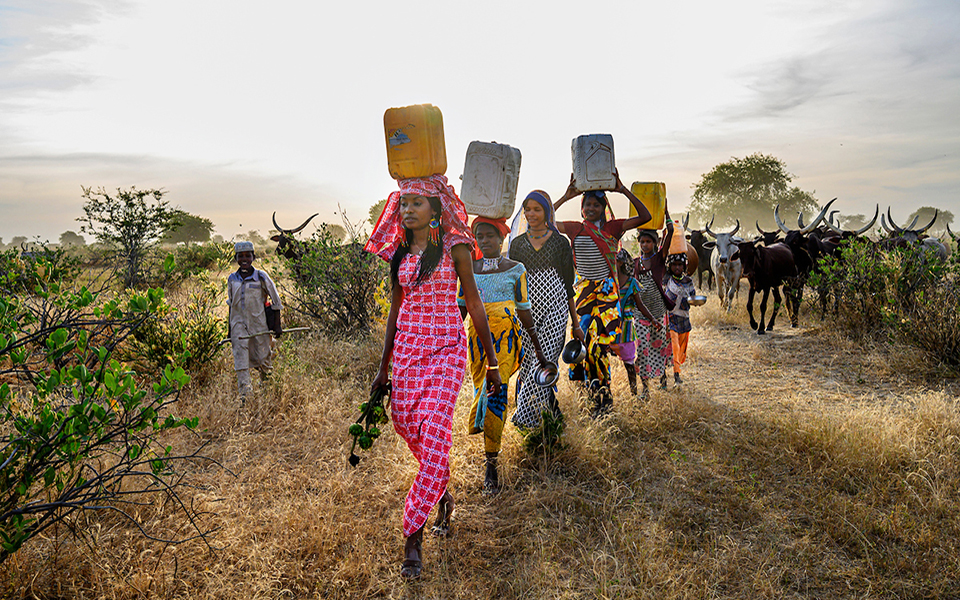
[391,236,468,537]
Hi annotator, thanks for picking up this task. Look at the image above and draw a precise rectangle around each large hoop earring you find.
[428,218,441,247]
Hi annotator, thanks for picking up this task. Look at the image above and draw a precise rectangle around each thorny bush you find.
[811,239,960,370]
[128,275,227,380]
[281,223,386,336]
[0,247,213,563]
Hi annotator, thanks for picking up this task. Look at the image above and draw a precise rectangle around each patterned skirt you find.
[635,313,672,379]
[390,328,467,537]
[466,302,523,453]
[569,276,621,386]
[514,269,568,429]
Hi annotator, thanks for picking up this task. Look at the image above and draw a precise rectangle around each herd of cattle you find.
[684,199,956,334]
[270,201,957,336]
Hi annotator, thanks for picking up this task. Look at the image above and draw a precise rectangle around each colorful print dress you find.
[458,262,529,452]
[391,236,468,537]
[558,220,628,388]
[635,269,672,379]
[508,232,576,427]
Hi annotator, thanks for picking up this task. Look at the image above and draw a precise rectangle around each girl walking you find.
[461,216,547,494]
[508,190,582,429]
[554,172,652,414]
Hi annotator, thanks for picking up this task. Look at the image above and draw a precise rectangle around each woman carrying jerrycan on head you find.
[553,171,652,416]
[508,190,583,430]
[459,215,548,496]
[367,174,501,581]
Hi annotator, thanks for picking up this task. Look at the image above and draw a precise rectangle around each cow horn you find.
[774,204,792,234]
[290,213,320,234]
[797,211,806,229]
[705,216,716,238]
[880,212,896,234]
[852,205,879,236]
[272,211,286,233]
[729,219,740,236]
[682,213,689,229]
[915,209,938,234]
[828,210,840,227]
[273,211,320,234]
[886,208,905,233]
[800,198,836,234]
[947,223,958,241]
[756,220,765,235]
[825,218,844,236]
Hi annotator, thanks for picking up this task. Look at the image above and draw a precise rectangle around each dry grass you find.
[3,293,960,599]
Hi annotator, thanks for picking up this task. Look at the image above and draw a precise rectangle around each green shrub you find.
[813,239,960,369]
[171,241,234,273]
[280,224,386,336]
[129,278,227,378]
[0,252,208,563]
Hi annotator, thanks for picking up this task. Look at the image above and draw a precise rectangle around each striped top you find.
[636,270,667,321]
[573,235,611,279]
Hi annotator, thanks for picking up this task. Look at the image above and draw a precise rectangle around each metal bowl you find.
[561,339,587,364]
[689,295,707,306]
[533,362,560,387]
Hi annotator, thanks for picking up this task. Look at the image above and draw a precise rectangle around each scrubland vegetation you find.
[1,235,958,599]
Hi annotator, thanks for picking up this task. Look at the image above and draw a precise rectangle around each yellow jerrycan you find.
[383,104,447,180]
[629,181,666,230]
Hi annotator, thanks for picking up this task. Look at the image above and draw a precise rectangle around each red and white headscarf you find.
[364,174,476,261]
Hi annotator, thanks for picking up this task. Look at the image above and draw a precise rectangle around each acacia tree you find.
[162,211,214,244]
[687,153,820,230]
[77,186,181,288]
[58,230,86,247]
[906,206,954,236]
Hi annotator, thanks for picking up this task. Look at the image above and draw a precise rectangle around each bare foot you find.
[430,491,455,538]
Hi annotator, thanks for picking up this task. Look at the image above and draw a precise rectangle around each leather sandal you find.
[400,529,423,580]
[400,558,422,580]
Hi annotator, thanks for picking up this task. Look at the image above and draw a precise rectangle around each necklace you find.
[481,256,503,272]
[528,228,550,240]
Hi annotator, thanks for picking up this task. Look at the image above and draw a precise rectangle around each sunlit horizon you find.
[2,0,958,243]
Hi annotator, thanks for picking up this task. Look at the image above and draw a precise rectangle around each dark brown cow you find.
[271,212,319,259]
[683,214,714,290]
[731,241,798,335]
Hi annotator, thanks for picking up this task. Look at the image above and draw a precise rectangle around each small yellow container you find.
[629,181,666,230]
[383,104,447,180]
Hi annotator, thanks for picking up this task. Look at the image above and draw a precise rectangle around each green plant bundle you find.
[347,383,390,467]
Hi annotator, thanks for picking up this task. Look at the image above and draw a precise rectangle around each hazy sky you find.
[1,0,958,243]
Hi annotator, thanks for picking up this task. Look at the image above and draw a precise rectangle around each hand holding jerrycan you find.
[571,134,616,191]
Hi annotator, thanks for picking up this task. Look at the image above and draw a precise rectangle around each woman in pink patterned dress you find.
[367,174,500,580]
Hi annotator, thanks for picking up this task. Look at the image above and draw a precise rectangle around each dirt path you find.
[666,304,959,417]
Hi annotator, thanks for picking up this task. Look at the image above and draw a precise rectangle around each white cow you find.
[703,219,743,312]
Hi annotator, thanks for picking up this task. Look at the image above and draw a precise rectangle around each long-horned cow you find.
[271,212,319,259]
[732,241,797,334]
[881,209,948,261]
[774,199,838,324]
[684,214,714,291]
[702,218,742,312]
